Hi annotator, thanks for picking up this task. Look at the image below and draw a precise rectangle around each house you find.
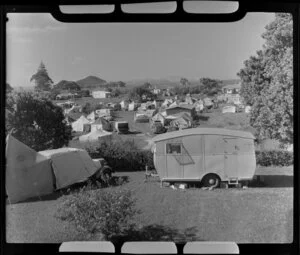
[92,90,111,99]
[165,104,196,120]
[223,83,241,94]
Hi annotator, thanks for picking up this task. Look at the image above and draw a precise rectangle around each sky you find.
[6,10,275,88]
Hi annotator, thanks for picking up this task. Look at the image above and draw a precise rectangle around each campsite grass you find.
[6,168,293,243]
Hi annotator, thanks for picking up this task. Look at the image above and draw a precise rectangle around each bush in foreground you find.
[86,139,154,171]
[55,189,139,240]
[255,150,293,167]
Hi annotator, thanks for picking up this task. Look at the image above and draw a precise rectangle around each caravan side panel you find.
[237,138,256,180]
[203,135,226,180]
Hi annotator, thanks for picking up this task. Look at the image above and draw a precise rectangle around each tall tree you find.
[180,77,189,87]
[30,61,53,91]
[238,13,293,145]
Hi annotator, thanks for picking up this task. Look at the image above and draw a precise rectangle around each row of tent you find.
[6,135,101,203]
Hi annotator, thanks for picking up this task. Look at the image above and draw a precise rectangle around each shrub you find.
[86,139,154,171]
[55,189,139,239]
[255,150,293,167]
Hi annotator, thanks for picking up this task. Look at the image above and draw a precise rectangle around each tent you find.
[5,135,100,203]
[71,115,90,132]
[39,148,98,190]
[6,135,54,204]
[245,105,251,113]
[91,117,112,132]
[87,111,96,122]
[168,113,192,129]
[151,112,166,126]
[128,101,136,111]
[79,130,113,144]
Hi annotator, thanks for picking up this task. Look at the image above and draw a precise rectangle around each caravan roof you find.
[152,127,255,142]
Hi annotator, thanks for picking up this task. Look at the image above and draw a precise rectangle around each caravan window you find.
[166,143,181,154]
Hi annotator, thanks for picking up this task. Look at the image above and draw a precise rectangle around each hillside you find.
[54,80,81,91]
[76,76,107,89]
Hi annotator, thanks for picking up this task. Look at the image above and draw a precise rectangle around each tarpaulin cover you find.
[5,135,54,203]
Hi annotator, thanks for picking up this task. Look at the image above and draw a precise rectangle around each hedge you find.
[86,139,154,172]
[255,150,293,167]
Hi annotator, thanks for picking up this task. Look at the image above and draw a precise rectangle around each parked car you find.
[114,121,129,134]
[89,158,114,186]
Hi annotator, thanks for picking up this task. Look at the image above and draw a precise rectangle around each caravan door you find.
[223,138,239,179]
[165,142,183,179]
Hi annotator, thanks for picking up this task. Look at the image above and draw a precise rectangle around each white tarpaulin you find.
[39,148,99,190]
[71,115,90,132]
[5,135,54,203]
[222,105,236,113]
[6,135,101,203]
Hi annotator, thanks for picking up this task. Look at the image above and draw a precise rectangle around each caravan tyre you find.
[202,174,221,188]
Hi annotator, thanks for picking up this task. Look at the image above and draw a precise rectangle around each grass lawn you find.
[6,168,293,243]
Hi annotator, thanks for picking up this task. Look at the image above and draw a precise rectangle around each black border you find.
[1,1,299,255]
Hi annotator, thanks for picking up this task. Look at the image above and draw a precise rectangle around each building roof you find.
[166,104,195,111]
[152,127,255,142]
[223,83,241,90]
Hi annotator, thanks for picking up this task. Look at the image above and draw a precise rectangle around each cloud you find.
[6,13,66,43]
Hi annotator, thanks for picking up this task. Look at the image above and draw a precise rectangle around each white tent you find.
[79,130,113,144]
[6,135,54,204]
[71,115,90,132]
[222,105,236,113]
[39,148,98,190]
[245,105,251,113]
[128,101,136,111]
[6,135,100,203]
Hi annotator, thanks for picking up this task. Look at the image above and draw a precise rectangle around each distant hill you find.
[125,78,240,89]
[76,76,107,89]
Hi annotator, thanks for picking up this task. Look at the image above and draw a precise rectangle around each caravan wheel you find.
[202,174,221,188]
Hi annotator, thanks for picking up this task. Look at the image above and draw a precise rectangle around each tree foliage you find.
[199,77,222,96]
[237,13,293,144]
[128,85,155,102]
[180,78,189,87]
[6,83,13,93]
[30,62,54,91]
[53,80,81,92]
[6,91,72,151]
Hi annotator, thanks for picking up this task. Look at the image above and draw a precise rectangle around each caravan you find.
[151,128,256,187]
